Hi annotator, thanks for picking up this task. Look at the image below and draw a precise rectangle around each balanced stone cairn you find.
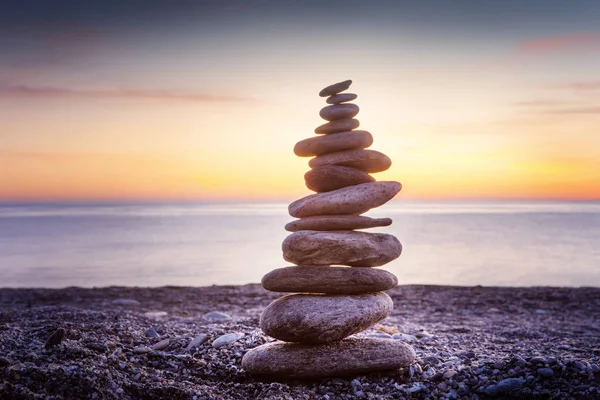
[242,80,415,379]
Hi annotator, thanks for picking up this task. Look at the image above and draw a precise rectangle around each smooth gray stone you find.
[315,118,359,134]
[305,165,374,192]
[260,292,392,344]
[309,149,392,173]
[294,130,373,157]
[282,230,402,267]
[212,332,244,348]
[327,93,357,104]
[288,181,401,218]
[185,333,209,351]
[242,338,416,378]
[202,311,231,321]
[261,266,398,294]
[319,104,359,121]
[319,80,352,97]
[285,215,392,232]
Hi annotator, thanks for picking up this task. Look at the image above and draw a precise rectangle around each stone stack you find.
[242,80,415,379]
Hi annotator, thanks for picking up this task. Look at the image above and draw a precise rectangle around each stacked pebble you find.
[242,80,415,379]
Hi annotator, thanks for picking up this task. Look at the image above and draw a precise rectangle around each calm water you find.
[0,202,599,288]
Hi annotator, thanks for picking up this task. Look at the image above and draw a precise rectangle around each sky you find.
[1,0,599,202]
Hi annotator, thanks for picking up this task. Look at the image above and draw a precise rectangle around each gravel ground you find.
[0,285,599,399]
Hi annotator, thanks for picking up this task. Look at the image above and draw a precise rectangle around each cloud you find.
[512,99,575,107]
[0,84,252,103]
[542,106,600,115]
[516,33,600,56]
[553,81,600,90]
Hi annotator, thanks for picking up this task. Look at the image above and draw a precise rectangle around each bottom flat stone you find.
[241,338,415,379]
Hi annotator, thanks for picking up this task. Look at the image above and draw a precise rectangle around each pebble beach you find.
[1,284,599,399]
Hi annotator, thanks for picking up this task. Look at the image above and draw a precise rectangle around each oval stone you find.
[319,104,359,121]
[309,149,392,173]
[242,338,416,379]
[315,118,359,134]
[294,130,373,157]
[327,93,357,104]
[285,215,392,232]
[260,292,392,343]
[288,181,401,218]
[282,230,402,267]
[261,266,398,294]
[305,166,374,192]
[319,79,352,97]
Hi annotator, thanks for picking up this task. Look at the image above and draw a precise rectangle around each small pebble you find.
[111,299,140,306]
[151,339,170,351]
[212,332,244,348]
[538,367,554,378]
[392,333,418,342]
[133,346,152,354]
[366,332,392,339]
[144,328,159,338]
[484,378,524,396]
[185,333,209,351]
[0,357,11,367]
[143,311,168,319]
[45,328,66,349]
[203,311,231,321]
[423,356,441,365]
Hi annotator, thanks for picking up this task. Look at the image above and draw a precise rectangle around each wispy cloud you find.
[0,84,252,102]
[512,99,575,107]
[516,33,600,56]
[541,106,600,115]
[553,81,600,90]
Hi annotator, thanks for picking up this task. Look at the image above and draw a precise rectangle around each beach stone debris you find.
[393,333,418,342]
[319,79,352,97]
[242,338,416,378]
[203,311,231,321]
[133,346,152,354]
[309,149,392,173]
[283,230,402,267]
[315,118,360,134]
[151,339,170,351]
[285,215,392,232]
[185,333,209,351]
[319,103,360,121]
[0,357,10,367]
[111,298,140,306]
[44,328,66,349]
[484,378,525,396]
[243,79,412,379]
[212,332,244,348]
[327,93,357,104]
[294,130,373,157]
[261,266,398,294]
[288,181,402,218]
[144,328,159,338]
[260,292,393,344]
[305,165,375,192]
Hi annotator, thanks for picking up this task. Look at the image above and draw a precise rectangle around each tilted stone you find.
[315,118,359,134]
[242,338,416,379]
[288,181,401,218]
[282,230,402,267]
[261,266,398,294]
[319,79,352,97]
[319,104,359,121]
[309,149,391,173]
[305,165,374,192]
[294,130,373,157]
[260,292,392,343]
[327,93,357,104]
[284,215,392,232]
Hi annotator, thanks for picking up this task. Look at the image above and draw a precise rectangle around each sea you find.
[0,202,599,288]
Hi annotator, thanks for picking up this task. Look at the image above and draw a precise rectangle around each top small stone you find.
[319,80,352,97]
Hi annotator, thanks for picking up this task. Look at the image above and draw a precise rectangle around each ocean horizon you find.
[1,200,599,288]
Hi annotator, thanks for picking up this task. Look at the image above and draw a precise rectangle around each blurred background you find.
[1,0,599,288]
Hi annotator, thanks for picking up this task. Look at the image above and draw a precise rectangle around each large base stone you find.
[242,338,416,379]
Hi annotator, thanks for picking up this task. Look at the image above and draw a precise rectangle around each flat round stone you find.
[260,292,392,343]
[319,80,352,97]
[309,149,392,173]
[327,93,357,104]
[319,104,359,121]
[315,118,359,134]
[305,165,374,192]
[285,215,392,231]
[282,230,402,267]
[242,338,416,379]
[294,130,373,157]
[288,181,401,218]
[261,266,398,294]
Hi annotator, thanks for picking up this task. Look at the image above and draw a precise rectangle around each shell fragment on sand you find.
[242,338,416,379]
[309,149,392,173]
[319,80,352,97]
[319,104,359,121]
[260,292,392,344]
[294,130,373,157]
[285,215,392,232]
[315,118,360,134]
[288,181,401,218]
[305,165,374,192]
[327,93,357,104]
[261,266,398,294]
[282,230,402,267]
